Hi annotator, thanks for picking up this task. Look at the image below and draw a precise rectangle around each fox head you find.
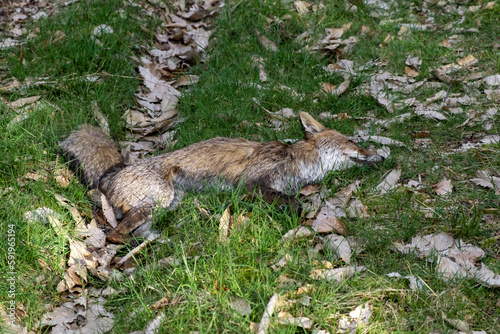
[299,112,384,169]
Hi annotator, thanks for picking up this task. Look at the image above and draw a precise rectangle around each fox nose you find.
[349,152,384,165]
[367,153,384,163]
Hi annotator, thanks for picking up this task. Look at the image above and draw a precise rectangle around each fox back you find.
[148,112,383,194]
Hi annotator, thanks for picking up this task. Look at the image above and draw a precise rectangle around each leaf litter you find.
[5,0,500,332]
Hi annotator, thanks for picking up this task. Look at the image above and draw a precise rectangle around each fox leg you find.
[249,185,302,214]
[105,167,183,244]
[106,207,153,244]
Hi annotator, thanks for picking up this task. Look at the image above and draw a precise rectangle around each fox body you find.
[60,112,383,243]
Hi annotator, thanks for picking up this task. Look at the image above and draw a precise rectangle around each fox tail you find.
[59,126,125,188]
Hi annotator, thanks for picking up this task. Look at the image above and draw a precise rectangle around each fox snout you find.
[348,150,384,166]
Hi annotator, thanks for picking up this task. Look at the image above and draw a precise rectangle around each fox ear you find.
[299,112,326,137]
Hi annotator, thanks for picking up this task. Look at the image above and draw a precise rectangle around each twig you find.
[117,233,158,267]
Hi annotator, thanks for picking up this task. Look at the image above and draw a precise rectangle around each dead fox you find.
[60,112,383,243]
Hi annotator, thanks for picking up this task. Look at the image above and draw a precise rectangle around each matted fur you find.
[59,126,124,188]
[61,112,383,243]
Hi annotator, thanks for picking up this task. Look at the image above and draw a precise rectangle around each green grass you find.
[1,0,499,333]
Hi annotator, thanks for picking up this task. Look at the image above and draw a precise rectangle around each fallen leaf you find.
[456,54,478,67]
[321,82,337,93]
[251,55,267,82]
[485,89,500,101]
[6,95,41,108]
[171,75,199,88]
[432,179,453,196]
[101,192,118,228]
[219,207,231,243]
[312,216,347,235]
[293,1,311,15]
[415,109,447,121]
[92,24,113,37]
[228,296,252,316]
[276,312,313,329]
[442,313,470,332]
[309,265,365,282]
[256,30,277,52]
[257,293,279,334]
[405,55,422,68]
[300,184,319,196]
[375,168,401,194]
[405,66,419,77]
[483,74,500,86]
[470,170,500,195]
[361,25,371,35]
[323,234,352,263]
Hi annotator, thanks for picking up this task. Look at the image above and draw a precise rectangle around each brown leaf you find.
[441,39,451,48]
[456,54,478,67]
[293,1,312,15]
[411,131,430,138]
[171,75,200,88]
[360,25,371,35]
[6,95,41,108]
[312,217,347,234]
[54,167,73,187]
[321,82,337,93]
[300,184,319,196]
[397,25,409,36]
[432,179,453,196]
[256,30,277,52]
[219,207,231,243]
[309,265,365,282]
[101,192,117,228]
[405,66,419,77]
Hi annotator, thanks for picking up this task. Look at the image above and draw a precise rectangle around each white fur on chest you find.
[272,148,353,193]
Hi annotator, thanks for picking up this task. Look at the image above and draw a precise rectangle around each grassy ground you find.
[1,0,499,333]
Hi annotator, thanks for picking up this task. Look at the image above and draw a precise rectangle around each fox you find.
[60,112,383,243]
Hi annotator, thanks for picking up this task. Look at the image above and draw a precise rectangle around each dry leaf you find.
[442,313,470,332]
[228,296,252,316]
[397,25,409,36]
[101,192,117,228]
[441,39,451,47]
[251,55,267,82]
[485,89,500,101]
[219,207,231,243]
[323,234,352,264]
[483,74,500,86]
[470,170,500,195]
[293,1,311,15]
[356,135,406,147]
[432,179,453,196]
[415,109,447,121]
[6,95,41,108]
[345,199,369,218]
[405,66,419,77]
[309,265,365,282]
[456,54,478,67]
[276,312,313,329]
[257,293,279,334]
[280,226,313,242]
[321,82,337,94]
[171,75,199,88]
[325,27,344,40]
[300,184,319,196]
[405,55,422,68]
[312,217,347,234]
[256,30,277,52]
[375,168,401,194]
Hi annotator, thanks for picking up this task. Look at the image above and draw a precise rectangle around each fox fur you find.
[60,112,383,243]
